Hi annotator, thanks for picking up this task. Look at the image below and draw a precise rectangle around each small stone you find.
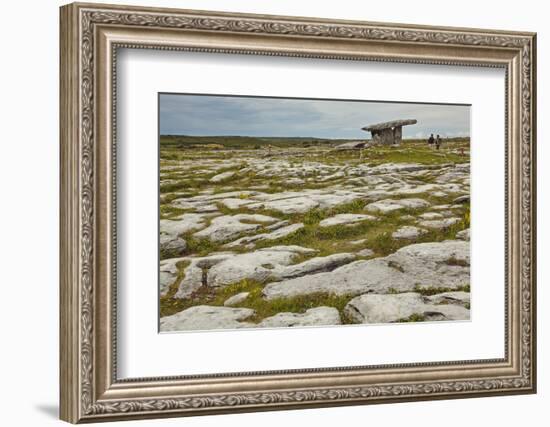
[418,217,461,229]
[365,198,430,214]
[319,214,377,227]
[357,248,374,257]
[392,226,427,240]
[257,245,317,255]
[456,228,470,241]
[418,212,443,220]
[426,291,470,306]
[250,197,320,214]
[159,258,180,296]
[193,214,278,242]
[453,195,470,204]
[223,292,250,307]
[210,171,235,183]
[219,198,254,209]
[160,234,187,256]
[259,307,341,327]
[224,223,304,248]
[364,200,404,213]
[160,213,208,236]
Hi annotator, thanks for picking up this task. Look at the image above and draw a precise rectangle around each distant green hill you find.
[159,135,361,149]
[160,135,470,149]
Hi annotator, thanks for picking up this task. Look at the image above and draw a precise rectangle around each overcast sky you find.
[159,93,470,139]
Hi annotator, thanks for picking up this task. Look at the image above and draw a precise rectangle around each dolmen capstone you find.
[362,119,417,146]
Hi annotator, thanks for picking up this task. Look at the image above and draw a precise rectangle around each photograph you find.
[158,94,472,332]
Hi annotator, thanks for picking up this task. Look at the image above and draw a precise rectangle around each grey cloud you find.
[160,93,470,139]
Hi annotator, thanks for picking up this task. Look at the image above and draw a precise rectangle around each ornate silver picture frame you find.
[60,2,536,423]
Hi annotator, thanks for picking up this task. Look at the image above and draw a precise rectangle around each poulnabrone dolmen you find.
[362,119,417,145]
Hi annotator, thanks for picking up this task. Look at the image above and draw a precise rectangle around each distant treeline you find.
[160,134,470,149]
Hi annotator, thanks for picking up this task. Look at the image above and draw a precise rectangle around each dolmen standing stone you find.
[362,119,417,145]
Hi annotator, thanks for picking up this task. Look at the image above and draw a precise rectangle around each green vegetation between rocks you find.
[160,278,356,324]
[158,136,471,326]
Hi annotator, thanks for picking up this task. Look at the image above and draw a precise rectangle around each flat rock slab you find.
[247,190,364,214]
[193,214,278,242]
[160,306,254,331]
[454,195,470,204]
[259,307,341,328]
[257,245,317,255]
[393,184,442,196]
[262,240,469,300]
[392,226,427,240]
[219,198,255,210]
[344,292,470,324]
[173,191,263,211]
[160,234,187,256]
[209,251,356,289]
[209,171,236,183]
[251,196,319,214]
[309,193,363,209]
[418,212,443,220]
[426,291,470,306]
[174,253,235,299]
[277,253,356,280]
[365,198,430,214]
[357,248,374,257]
[418,217,461,229]
[224,223,304,248]
[367,163,430,174]
[160,213,210,237]
[319,214,377,227]
[159,258,180,296]
[174,247,353,298]
[223,292,250,307]
[207,249,301,288]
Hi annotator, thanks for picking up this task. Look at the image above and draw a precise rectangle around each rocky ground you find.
[159,140,471,332]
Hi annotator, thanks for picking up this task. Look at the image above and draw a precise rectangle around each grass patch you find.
[396,313,426,323]
[160,277,357,323]
[184,237,223,257]
[157,138,472,325]
[159,204,186,219]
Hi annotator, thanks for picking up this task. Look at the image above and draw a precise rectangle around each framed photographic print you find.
[60,2,537,423]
